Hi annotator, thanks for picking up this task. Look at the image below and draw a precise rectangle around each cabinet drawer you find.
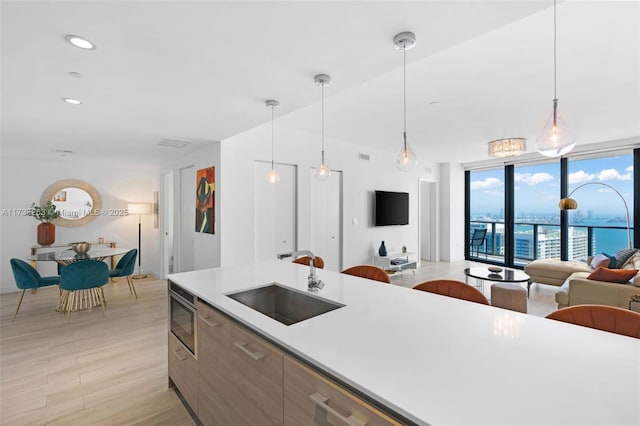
[284,356,401,426]
[168,333,198,412]
[229,321,284,425]
[197,300,230,353]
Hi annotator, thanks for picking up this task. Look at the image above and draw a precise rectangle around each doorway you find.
[160,170,174,278]
[178,165,195,272]
[310,169,343,271]
[419,180,438,261]
[254,162,297,262]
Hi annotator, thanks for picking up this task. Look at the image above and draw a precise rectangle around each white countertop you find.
[168,260,640,426]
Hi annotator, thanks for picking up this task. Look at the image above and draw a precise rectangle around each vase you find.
[37,222,55,246]
[378,241,387,257]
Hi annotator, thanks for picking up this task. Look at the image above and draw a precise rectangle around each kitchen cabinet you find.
[175,297,402,425]
[283,356,401,426]
[168,332,198,412]
[228,320,284,425]
[196,300,235,425]
[195,301,284,425]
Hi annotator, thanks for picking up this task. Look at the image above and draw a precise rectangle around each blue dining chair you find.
[10,258,61,321]
[60,260,109,323]
[108,249,138,298]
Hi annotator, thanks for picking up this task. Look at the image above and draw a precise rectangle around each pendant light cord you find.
[270,106,275,169]
[321,82,325,164]
[553,0,557,100]
[403,42,407,150]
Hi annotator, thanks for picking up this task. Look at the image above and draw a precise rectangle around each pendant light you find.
[265,99,280,184]
[314,74,331,181]
[536,0,575,157]
[393,31,417,171]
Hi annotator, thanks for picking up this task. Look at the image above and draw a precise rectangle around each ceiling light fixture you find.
[265,99,280,184]
[314,74,331,181]
[62,97,82,105]
[536,0,575,157]
[488,138,527,158]
[65,35,96,50]
[393,31,418,171]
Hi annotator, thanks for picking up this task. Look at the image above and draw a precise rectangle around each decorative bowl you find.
[71,242,91,255]
[488,266,503,273]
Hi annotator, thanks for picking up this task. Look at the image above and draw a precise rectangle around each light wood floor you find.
[0,261,560,424]
[0,277,196,425]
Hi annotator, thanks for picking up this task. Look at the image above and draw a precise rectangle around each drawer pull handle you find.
[172,348,187,362]
[200,315,221,328]
[233,341,265,361]
[310,392,367,426]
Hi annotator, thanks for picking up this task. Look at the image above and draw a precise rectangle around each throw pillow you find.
[602,253,617,269]
[613,248,638,269]
[621,250,640,270]
[587,267,638,284]
[589,253,610,269]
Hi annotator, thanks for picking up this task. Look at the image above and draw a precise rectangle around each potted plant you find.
[30,201,60,246]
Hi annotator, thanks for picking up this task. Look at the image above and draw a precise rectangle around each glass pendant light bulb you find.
[266,166,280,184]
[314,74,332,181]
[395,139,417,171]
[536,99,576,157]
[536,1,575,158]
[265,99,280,184]
[393,32,418,171]
[314,161,331,181]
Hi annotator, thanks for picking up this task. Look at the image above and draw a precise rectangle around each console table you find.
[373,251,417,276]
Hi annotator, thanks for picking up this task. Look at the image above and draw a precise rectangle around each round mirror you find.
[41,179,102,227]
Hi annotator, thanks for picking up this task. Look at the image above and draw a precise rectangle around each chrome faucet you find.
[277,250,325,291]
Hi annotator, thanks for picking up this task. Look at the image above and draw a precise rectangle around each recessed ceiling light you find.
[65,35,96,50]
[63,98,82,105]
[68,71,83,78]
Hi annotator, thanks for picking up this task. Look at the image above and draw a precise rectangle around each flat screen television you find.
[375,190,409,226]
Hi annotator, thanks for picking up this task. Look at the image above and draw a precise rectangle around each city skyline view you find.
[470,154,634,222]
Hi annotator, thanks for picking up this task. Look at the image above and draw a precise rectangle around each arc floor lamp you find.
[128,202,151,279]
[559,182,632,249]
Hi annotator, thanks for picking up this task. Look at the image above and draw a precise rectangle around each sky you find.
[470,154,634,218]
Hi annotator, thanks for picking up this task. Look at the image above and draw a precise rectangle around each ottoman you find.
[491,283,527,313]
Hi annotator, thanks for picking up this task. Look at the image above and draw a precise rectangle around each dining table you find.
[28,247,131,312]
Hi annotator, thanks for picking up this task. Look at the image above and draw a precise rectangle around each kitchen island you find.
[167,260,640,426]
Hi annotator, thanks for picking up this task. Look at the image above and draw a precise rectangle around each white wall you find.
[161,143,221,271]
[220,123,438,271]
[0,157,160,293]
[438,162,465,262]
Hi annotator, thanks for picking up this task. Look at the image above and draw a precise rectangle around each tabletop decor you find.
[30,201,60,246]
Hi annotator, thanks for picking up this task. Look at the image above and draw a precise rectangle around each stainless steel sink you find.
[226,283,344,325]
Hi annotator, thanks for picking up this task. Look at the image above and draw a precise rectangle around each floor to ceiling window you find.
[513,162,560,265]
[468,168,505,263]
[466,150,636,268]
[567,154,634,260]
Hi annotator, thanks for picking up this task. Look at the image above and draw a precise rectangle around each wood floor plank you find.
[0,277,194,425]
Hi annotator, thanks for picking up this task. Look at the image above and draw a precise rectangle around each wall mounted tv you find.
[375,190,409,226]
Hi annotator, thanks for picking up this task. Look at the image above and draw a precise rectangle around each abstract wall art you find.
[195,166,215,234]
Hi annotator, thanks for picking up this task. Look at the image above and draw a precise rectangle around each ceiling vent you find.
[358,153,370,161]
[158,138,191,149]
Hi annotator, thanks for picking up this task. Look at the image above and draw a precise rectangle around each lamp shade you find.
[128,203,151,215]
[558,197,578,210]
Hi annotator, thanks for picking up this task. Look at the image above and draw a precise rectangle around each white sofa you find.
[524,256,640,310]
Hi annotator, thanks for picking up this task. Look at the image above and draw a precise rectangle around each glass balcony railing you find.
[469,220,634,266]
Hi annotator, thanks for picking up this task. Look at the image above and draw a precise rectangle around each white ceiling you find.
[2,1,639,168]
